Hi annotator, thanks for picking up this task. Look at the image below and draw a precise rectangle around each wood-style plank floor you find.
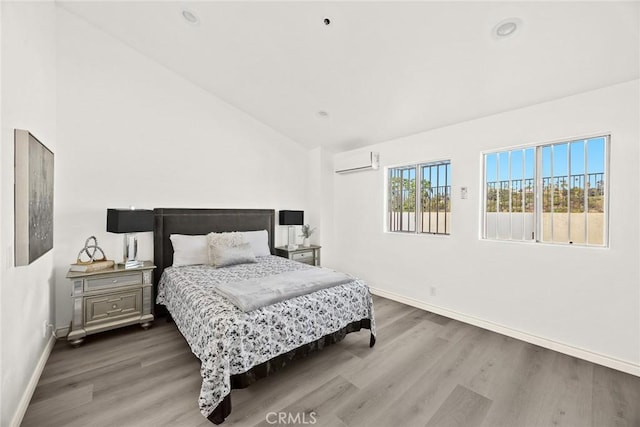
[22,296,640,427]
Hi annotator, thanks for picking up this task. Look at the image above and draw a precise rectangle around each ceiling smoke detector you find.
[181,9,200,25]
[493,18,522,39]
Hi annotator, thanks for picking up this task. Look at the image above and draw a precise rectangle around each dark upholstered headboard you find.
[153,208,275,316]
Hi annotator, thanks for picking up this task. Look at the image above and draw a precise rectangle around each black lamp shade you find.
[279,210,304,226]
[107,209,153,233]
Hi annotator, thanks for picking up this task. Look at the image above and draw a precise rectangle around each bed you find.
[153,208,376,424]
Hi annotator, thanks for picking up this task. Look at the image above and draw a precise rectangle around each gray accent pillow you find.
[210,242,257,268]
[207,231,245,265]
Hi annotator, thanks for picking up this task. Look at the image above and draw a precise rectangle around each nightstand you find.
[66,261,155,347]
[275,245,321,266]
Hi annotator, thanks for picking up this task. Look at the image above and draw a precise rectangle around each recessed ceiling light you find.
[493,18,522,39]
[181,9,200,25]
[317,111,329,118]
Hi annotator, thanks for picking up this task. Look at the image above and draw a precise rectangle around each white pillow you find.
[240,230,271,257]
[170,234,209,267]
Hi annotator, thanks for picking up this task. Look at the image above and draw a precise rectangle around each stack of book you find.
[69,259,115,273]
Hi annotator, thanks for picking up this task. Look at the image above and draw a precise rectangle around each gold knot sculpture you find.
[76,236,107,265]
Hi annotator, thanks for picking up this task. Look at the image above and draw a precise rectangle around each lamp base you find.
[287,225,298,250]
[122,260,143,269]
[122,233,140,269]
[117,260,144,270]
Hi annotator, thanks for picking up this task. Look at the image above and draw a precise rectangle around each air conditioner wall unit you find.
[334,151,380,174]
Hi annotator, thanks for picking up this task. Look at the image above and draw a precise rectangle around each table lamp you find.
[106,208,153,269]
[279,210,303,250]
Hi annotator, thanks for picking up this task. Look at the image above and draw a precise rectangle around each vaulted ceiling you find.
[59,1,639,150]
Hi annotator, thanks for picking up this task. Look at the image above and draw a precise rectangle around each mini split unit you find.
[334,151,380,174]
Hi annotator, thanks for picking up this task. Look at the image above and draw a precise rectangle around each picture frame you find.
[14,129,54,266]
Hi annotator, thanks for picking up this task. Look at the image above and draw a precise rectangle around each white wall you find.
[329,80,640,373]
[0,2,57,425]
[306,147,336,261]
[0,1,4,419]
[55,9,309,330]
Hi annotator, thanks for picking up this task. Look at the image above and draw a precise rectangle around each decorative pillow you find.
[207,231,245,265]
[239,230,271,257]
[209,242,256,268]
[170,234,209,267]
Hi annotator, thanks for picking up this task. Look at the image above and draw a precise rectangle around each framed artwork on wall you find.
[14,129,54,266]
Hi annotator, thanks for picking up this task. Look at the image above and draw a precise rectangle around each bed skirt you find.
[208,318,375,424]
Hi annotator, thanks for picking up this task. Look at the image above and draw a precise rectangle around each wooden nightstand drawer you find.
[84,272,142,292]
[85,289,142,326]
[291,251,313,261]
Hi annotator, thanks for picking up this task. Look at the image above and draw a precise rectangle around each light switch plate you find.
[460,186,468,199]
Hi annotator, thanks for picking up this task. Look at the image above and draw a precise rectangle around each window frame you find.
[387,159,452,236]
[481,134,610,247]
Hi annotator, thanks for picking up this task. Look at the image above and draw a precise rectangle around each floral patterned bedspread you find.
[156,255,376,418]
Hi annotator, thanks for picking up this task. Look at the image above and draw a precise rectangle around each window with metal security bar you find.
[388,161,451,235]
[483,135,608,246]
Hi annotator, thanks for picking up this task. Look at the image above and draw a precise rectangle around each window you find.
[483,135,608,246]
[388,161,451,235]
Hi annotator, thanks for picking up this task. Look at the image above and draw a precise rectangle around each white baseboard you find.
[370,287,640,377]
[10,333,56,427]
